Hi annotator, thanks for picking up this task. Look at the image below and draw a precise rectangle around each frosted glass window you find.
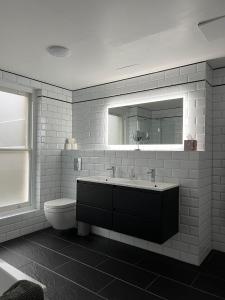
[0,89,30,208]
[0,152,29,207]
[0,91,28,148]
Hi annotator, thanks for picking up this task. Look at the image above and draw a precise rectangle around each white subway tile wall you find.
[212,67,225,252]
[68,61,213,265]
[0,71,72,242]
[73,62,206,102]
[72,63,207,151]
[61,149,206,265]
[0,61,220,267]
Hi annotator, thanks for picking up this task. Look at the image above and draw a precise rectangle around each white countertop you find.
[77,176,178,192]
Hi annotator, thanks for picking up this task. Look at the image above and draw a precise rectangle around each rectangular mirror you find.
[108,98,183,145]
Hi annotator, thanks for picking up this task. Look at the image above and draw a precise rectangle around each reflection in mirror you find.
[108,98,183,146]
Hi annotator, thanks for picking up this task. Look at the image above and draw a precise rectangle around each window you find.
[0,89,31,209]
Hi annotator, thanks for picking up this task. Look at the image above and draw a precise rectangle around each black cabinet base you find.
[77,181,179,244]
[77,204,113,230]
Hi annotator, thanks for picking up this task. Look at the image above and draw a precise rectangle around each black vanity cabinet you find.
[113,186,179,243]
[76,180,179,244]
[76,181,113,229]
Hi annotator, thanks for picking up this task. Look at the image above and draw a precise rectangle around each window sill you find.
[0,206,39,221]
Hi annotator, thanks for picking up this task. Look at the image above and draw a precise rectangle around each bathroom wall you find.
[62,149,207,265]
[61,129,213,266]
[0,60,215,265]
[73,62,207,151]
[68,61,211,265]
[198,65,213,263]
[212,67,225,252]
[0,70,72,242]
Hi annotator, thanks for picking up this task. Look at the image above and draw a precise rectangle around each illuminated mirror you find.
[108,98,183,146]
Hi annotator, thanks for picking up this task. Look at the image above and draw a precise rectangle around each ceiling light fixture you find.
[47,45,71,58]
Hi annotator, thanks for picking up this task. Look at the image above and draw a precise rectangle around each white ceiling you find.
[0,0,225,90]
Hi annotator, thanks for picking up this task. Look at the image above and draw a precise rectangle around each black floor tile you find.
[58,243,107,267]
[44,227,79,241]
[24,230,72,251]
[73,234,112,253]
[149,277,221,300]
[96,258,156,288]
[44,228,112,255]
[47,228,147,264]
[193,272,225,299]
[20,262,104,300]
[105,239,147,264]
[201,250,225,280]
[99,279,162,300]
[55,259,113,292]
[68,234,147,264]
[0,246,31,268]
[2,238,69,270]
[3,229,225,300]
[137,251,198,284]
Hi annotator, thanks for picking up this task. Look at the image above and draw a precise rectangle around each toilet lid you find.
[44,198,76,209]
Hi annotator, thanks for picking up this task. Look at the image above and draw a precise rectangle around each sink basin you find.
[77,176,178,191]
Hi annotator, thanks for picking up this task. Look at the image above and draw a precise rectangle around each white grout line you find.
[145,274,160,290]
[97,278,116,294]
[190,272,200,286]
[53,260,71,272]
[95,258,110,268]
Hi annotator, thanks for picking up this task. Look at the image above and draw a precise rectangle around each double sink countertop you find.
[77,176,179,192]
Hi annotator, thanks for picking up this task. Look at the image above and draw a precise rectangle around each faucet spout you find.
[106,166,116,178]
[147,168,156,183]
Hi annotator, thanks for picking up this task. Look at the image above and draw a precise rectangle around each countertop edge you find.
[76,177,179,192]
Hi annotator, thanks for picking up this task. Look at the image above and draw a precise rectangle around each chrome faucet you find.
[106,166,116,178]
[147,168,156,182]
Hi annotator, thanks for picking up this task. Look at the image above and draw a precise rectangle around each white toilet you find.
[44,198,77,230]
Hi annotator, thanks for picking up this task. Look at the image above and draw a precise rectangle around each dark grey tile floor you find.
[0,228,225,299]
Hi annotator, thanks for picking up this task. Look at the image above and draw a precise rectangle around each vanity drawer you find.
[113,213,162,243]
[77,204,113,229]
[77,181,113,210]
[113,186,161,220]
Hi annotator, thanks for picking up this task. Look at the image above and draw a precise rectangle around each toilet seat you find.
[44,198,76,210]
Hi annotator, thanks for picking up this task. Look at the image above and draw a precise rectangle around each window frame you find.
[0,87,33,212]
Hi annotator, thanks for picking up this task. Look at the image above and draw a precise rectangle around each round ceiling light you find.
[47,45,71,58]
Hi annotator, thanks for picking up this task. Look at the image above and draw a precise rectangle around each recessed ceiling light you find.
[47,45,71,58]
